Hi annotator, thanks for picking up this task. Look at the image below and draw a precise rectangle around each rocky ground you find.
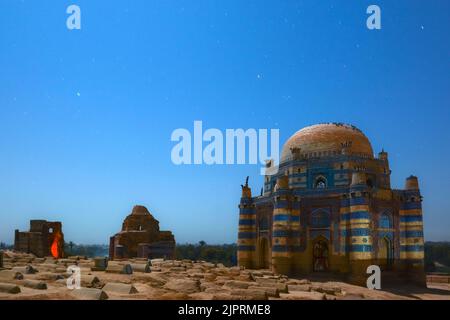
[0,251,449,300]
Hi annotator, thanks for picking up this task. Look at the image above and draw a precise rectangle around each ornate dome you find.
[280,123,373,163]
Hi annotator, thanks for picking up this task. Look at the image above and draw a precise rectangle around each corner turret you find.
[237,176,256,269]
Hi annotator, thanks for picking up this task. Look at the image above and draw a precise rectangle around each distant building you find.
[109,205,175,260]
[238,123,425,286]
[15,220,65,258]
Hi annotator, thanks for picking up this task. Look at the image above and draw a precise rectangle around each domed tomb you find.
[280,123,374,163]
[237,122,425,287]
[109,205,175,260]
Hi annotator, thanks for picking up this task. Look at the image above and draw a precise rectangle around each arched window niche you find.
[379,211,393,229]
[311,209,331,228]
[314,175,327,189]
[259,216,269,231]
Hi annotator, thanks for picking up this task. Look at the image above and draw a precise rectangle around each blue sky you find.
[0,1,449,244]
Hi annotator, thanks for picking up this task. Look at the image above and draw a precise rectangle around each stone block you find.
[0,270,24,280]
[288,284,311,292]
[105,263,132,274]
[23,279,47,290]
[102,282,138,294]
[230,289,268,300]
[255,277,278,285]
[44,257,57,264]
[150,258,164,266]
[131,273,167,287]
[150,266,162,272]
[93,257,108,270]
[70,288,108,300]
[163,278,200,294]
[35,272,64,281]
[11,265,38,274]
[247,285,279,298]
[81,275,100,287]
[169,266,186,272]
[280,291,326,300]
[0,283,21,294]
[223,280,252,289]
[313,285,345,296]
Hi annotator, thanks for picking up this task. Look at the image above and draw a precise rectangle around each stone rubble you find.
[0,250,448,300]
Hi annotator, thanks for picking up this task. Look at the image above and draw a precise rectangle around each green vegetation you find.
[2,240,448,273]
[425,241,450,273]
[0,243,13,250]
[63,242,109,258]
[61,241,238,265]
[175,242,237,266]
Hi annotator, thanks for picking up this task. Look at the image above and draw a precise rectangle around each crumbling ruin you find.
[109,205,175,260]
[14,220,65,258]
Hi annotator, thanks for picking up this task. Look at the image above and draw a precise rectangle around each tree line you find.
[425,241,450,273]
[2,241,449,273]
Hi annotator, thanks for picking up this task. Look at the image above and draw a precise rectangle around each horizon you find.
[1,0,450,245]
[1,240,449,247]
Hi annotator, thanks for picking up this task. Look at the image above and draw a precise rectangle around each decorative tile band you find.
[400,202,422,210]
[400,230,424,238]
[349,244,373,252]
[272,245,290,252]
[238,214,256,220]
[341,211,371,221]
[274,201,289,209]
[400,245,424,252]
[273,214,290,222]
[237,245,256,251]
[400,216,423,223]
[239,208,255,214]
[240,198,253,205]
[341,228,371,237]
[239,219,256,226]
[238,232,257,239]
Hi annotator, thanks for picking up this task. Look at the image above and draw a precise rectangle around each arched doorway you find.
[313,238,329,272]
[378,236,393,269]
[258,237,270,269]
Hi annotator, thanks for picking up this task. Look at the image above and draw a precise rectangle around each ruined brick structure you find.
[14,220,65,258]
[109,205,175,260]
[238,123,425,286]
